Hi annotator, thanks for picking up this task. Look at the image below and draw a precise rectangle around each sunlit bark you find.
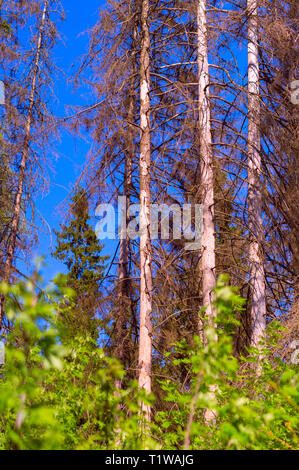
[138,0,152,423]
[247,0,266,349]
[198,0,217,425]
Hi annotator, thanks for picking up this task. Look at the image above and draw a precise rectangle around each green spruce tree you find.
[53,189,107,341]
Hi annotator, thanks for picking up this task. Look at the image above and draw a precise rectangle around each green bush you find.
[0,272,297,450]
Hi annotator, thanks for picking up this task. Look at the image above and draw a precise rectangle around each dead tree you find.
[247,0,266,349]
[0,0,49,330]
[138,0,153,423]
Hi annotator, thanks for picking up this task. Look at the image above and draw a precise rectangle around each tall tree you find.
[75,0,141,383]
[198,0,216,327]
[247,0,266,348]
[138,0,153,423]
[197,0,217,424]
[0,0,49,329]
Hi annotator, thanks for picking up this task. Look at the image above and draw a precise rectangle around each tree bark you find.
[138,0,152,423]
[198,0,216,326]
[198,0,217,425]
[247,0,266,349]
[0,0,49,330]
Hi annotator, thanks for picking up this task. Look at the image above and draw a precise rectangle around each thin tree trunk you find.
[198,0,217,425]
[138,0,152,423]
[247,0,266,349]
[198,0,216,328]
[0,0,49,330]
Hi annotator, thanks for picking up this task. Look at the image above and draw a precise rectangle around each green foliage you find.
[52,189,108,340]
[0,271,152,450]
[0,274,66,449]
[154,275,299,450]
[0,272,297,450]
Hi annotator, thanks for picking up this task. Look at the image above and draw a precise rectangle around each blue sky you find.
[30,0,108,283]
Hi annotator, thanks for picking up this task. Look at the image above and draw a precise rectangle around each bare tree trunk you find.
[197,0,217,425]
[198,0,216,327]
[138,0,152,423]
[247,0,266,349]
[0,0,49,330]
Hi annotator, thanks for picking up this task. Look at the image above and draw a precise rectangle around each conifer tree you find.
[53,190,107,341]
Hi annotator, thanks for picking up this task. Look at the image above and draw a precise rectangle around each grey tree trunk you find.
[247,0,266,349]
[138,0,152,423]
[0,0,49,330]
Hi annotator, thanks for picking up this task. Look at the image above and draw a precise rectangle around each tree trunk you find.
[247,0,266,349]
[198,0,217,425]
[0,0,49,330]
[198,0,216,326]
[138,0,152,423]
